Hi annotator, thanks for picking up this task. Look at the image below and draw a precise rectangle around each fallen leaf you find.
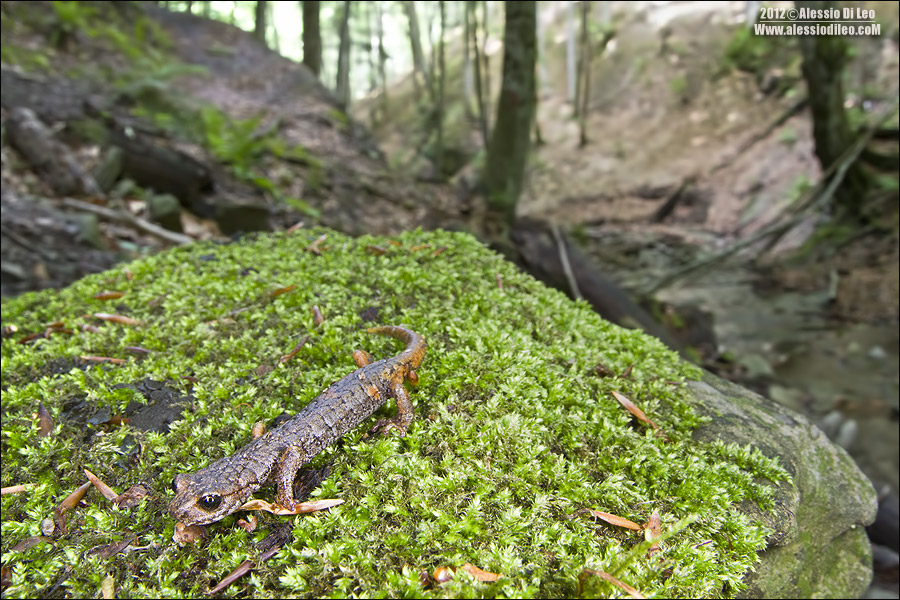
[579,569,645,599]
[270,284,297,298]
[37,402,54,437]
[124,346,151,355]
[115,484,149,509]
[1,484,34,495]
[611,390,659,430]
[208,544,281,594]
[79,356,127,365]
[59,481,93,511]
[88,538,133,559]
[305,233,327,255]
[279,335,309,363]
[589,510,643,531]
[93,291,125,300]
[83,469,118,501]
[10,536,51,552]
[432,566,454,583]
[94,313,141,326]
[646,508,662,556]
[53,480,93,535]
[462,563,501,582]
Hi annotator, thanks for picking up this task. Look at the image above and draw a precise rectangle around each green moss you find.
[1,228,786,598]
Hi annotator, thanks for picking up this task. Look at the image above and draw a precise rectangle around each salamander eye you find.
[198,494,222,512]
[170,478,178,493]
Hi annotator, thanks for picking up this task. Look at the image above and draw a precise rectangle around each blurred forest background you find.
[1,1,898,593]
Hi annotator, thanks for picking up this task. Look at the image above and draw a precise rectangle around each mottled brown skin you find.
[169,326,426,526]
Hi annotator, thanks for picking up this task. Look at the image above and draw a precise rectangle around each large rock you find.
[690,375,876,598]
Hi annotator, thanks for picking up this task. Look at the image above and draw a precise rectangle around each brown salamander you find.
[169,325,426,526]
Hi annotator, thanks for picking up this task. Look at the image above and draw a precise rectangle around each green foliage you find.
[778,127,797,145]
[1,229,787,597]
[202,107,267,173]
[328,107,350,132]
[721,26,792,75]
[51,0,97,45]
[670,74,688,99]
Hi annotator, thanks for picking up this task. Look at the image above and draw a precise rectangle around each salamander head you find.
[168,470,252,526]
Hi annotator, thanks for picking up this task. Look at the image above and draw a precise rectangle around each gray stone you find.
[146,193,183,232]
[689,373,877,599]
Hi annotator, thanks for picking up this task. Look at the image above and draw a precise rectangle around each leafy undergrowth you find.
[1,228,785,598]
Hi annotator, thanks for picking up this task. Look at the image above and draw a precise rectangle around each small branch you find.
[60,198,194,246]
[550,224,583,300]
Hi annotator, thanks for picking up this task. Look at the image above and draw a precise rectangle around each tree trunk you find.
[463,0,474,118]
[376,1,388,116]
[403,1,428,96]
[253,1,267,45]
[484,1,537,227]
[335,0,352,109]
[796,0,870,220]
[566,1,576,105]
[578,1,592,146]
[435,0,446,177]
[482,0,491,123]
[470,2,489,150]
[302,0,322,78]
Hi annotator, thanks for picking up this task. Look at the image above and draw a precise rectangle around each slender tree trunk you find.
[253,0,267,45]
[484,1,537,226]
[796,0,869,220]
[302,0,322,78]
[403,1,428,97]
[428,5,438,100]
[335,0,352,109]
[186,0,193,14]
[202,1,211,18]
[470,2,489,149]
[482,0,491,120]
[229,1,237,25]
[463,0,474,118]
[578,1,592,146]
[435,0,446,177]
[566,1,576,105]
[376,1,388,116]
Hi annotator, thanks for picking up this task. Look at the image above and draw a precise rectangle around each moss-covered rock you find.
[0,228,870,598]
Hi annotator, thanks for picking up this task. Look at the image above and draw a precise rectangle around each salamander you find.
[168,325,426,526]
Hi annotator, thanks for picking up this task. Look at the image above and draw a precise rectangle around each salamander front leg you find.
[273,445,304,510]
[370,381,414,437]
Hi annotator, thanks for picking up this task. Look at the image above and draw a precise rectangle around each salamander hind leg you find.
[370,381,415,437]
